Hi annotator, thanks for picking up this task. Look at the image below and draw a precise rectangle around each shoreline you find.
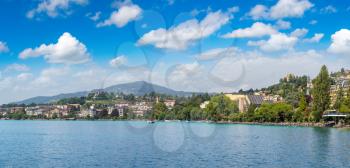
[1,118,350,128]
[215,121,350,128]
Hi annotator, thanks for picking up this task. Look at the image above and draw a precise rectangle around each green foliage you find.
[292,93,309,122]
[153,102,167,120]
[205,94,239,121]
[298,93,307,112]
[262,75,308,107]
[254,103,294,122]
[312,65,331,121]
[333,87,344,110]
[228,103,294,122]
[57,97,86,105]
[339,104,350,113]
[6,112,28,120]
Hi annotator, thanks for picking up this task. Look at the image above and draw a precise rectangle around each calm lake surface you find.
[0,121,349,168]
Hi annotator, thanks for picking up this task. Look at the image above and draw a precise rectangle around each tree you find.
[344,87,350,107]
[153,102,167,120]
[312,65,331,121]
[293,93,308,122]
[205,94,239,121]
[339,87,350,113]
[333,87,344,110]
[298,93,307,112]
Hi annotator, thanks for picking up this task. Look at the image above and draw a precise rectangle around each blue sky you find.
[1,0,350,103]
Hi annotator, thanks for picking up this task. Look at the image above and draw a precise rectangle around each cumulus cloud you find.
[26,0,88,19]
[154,48,347,93]
[196,47,239,61]
[320,5,337,14]
[247,4,269,20]
[304,33,324,43]
[290,28,308,38]
[97,2,142,28]
[86,11,101,21]
[248,0,313,20]
[109,55,127,67]
[0,63,156,104]
[248,33,298,52]
[19,32,91,64]
[270,0,313,19]
[5,64,30,72]
[17,73,33,81]
[328,29,350,55]
[228,6,240,13]
[0,41,9,53]
[275,20,291,30]
[137,10,230,50]
[222,22,277,38]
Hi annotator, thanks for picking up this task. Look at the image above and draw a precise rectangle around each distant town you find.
[1,66,349,127]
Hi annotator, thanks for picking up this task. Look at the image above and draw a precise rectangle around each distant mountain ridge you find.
[14,81,194,104]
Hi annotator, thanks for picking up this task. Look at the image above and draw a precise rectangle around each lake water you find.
[0,121,349,168]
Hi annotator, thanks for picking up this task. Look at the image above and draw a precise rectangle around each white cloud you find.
[19,32,90,64]
[27,0,88,19]
[228,6,240,13]
[137,10,230,50]
[97,3,142,28]
[5,64,30,72]
[248,0,313,20]
[328,29,350,55]
[17,73,33,81]
[248,33,298,52]
[290,28,308,38]
[275,20,291,30]
[222,22,277,38]
[109,55,127,67]
[196,47,239,61]
[154,48,347,93]
[86,11,101,21]
[209,50,342,91]
[270,0,313,19]
[248,5,269,20]
[309,20,317,25]
[320,5,337,14]
[304,33,324,43]
[0,41,9,53]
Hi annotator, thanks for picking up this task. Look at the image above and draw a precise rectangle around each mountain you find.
[15,91,89,105]
[14,81,194,104]
[103,81,192,96]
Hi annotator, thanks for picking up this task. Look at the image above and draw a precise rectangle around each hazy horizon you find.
[1,0,350,104]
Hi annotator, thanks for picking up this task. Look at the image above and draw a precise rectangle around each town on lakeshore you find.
[1,66,350,127]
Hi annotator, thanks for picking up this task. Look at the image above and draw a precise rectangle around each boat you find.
[147,120,155,124]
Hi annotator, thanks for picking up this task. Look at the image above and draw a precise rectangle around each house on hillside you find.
[25,105,51,116]
[164,99,176,109]
[330,72,350,107]
[130,101,152,117]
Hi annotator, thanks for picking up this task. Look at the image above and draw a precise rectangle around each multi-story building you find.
[164,99,176,109]
[130,101,152,117]
[330,72,350,107]
[25,105,51,116]
[225,94,265,113]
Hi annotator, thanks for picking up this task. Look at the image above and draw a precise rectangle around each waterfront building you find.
[164,99,176,109]
[225,94,265,113]
[330,72,350,107]
[130,101,152,117]
[25,106,51,116]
